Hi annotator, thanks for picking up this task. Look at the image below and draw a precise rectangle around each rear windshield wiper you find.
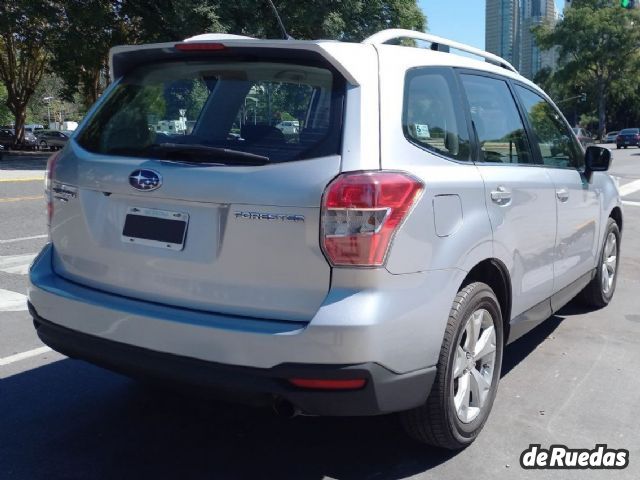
[152,143,270,165]
[107,143,270,165]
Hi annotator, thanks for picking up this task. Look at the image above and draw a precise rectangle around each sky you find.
[419,1,565,50]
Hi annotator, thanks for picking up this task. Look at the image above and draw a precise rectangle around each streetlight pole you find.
[43,96,53,128]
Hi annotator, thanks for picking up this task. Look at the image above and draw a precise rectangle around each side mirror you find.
[584,145,611,180]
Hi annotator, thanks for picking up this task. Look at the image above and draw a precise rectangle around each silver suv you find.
[28,30,622,449]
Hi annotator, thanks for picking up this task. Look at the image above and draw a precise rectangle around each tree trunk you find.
[12,106,27,148]
[81,67,103,110]
[597,78,606,140]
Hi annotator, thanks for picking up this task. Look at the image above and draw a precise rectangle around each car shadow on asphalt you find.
[501,314,563,378]
[0,359,457,480]
[501,300,597,378]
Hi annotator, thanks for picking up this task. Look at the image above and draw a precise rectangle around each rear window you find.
[77,60,344,164]
[620,128,639,135]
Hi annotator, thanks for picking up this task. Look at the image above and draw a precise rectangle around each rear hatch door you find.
[49,47,346,322]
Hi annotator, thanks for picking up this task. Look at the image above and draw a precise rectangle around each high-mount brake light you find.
[175,42,226,52]
[321,171,424,267]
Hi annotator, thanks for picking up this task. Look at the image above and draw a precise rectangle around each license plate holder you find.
[122,207,188,250]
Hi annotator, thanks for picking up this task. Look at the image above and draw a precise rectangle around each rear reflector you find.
[288,378,367,390]
[175,42,226,52]
[321,171,424,267]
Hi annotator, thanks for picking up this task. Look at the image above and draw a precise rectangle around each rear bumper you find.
[31,305,435,416]
[28,243,462,414]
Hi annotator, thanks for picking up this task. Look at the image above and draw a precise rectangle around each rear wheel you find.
[579,218,620,308]
[39,140,48,151]
[400,282,503,449]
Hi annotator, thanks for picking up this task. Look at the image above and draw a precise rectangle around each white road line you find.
[0,253,37,275]
[0,288,27,312]
[0,234,47,244]
[622,200,640,207]
[619,179,640,197]
[0,346,52,366]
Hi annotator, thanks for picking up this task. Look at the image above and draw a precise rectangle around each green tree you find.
[217,0,425,41]
[0,84,12,125]
[533,0,640,137]
[48,0,426,115]
[49,0,224,108]
[121,0,224,43]
[27,73,83,127]
[49,1,129,109]
[0,0,55,143]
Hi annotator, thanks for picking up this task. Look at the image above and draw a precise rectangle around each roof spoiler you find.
[108,35,365,85]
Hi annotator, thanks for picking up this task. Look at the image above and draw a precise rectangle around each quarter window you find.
[403,69,470,161]
[460,74,534,165]
[515,85,584,170]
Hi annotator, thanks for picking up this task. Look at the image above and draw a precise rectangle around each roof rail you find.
[362,29,518,74]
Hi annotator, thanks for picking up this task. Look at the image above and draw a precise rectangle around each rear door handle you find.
[556,188,570,202]
[490,186,512,205]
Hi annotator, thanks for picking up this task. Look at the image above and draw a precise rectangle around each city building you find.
[486,0,558,80]
[520,0,557,79]
[485,0,520,68]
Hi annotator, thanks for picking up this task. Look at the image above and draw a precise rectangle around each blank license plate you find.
[122,207,188,250]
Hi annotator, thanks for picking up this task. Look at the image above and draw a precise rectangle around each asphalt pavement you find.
[1,148,639,479]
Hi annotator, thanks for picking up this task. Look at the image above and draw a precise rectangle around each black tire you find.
[400,282,504,449]
[579,218,620,308]
[616,146,620,149]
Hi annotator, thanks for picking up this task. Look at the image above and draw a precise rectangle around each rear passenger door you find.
[514,85,600,302]
[458,72,557,322]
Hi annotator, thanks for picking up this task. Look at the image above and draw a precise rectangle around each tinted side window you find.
[403,69,470,162]
[516,86,583,169]
[460,74,535,165]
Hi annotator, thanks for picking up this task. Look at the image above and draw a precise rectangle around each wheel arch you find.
[610,206,623,232]
[460,258,512,343]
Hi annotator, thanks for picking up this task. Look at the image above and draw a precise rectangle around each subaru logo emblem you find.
[129,169,162,191]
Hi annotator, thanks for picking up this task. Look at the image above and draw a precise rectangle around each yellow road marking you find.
[0,195,42,203]
[0,177,43,183]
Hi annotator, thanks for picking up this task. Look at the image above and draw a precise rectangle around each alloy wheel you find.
[601,232,617,296]
[451,308,497,424]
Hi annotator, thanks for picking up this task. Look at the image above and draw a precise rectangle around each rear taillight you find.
[321,171,424,267]
[45,151,60,229]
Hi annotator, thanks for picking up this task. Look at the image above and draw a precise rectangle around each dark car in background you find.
[0,128,13,148]
[0,127,39,150]
[36,130,69,150]
[616,128,640,149]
